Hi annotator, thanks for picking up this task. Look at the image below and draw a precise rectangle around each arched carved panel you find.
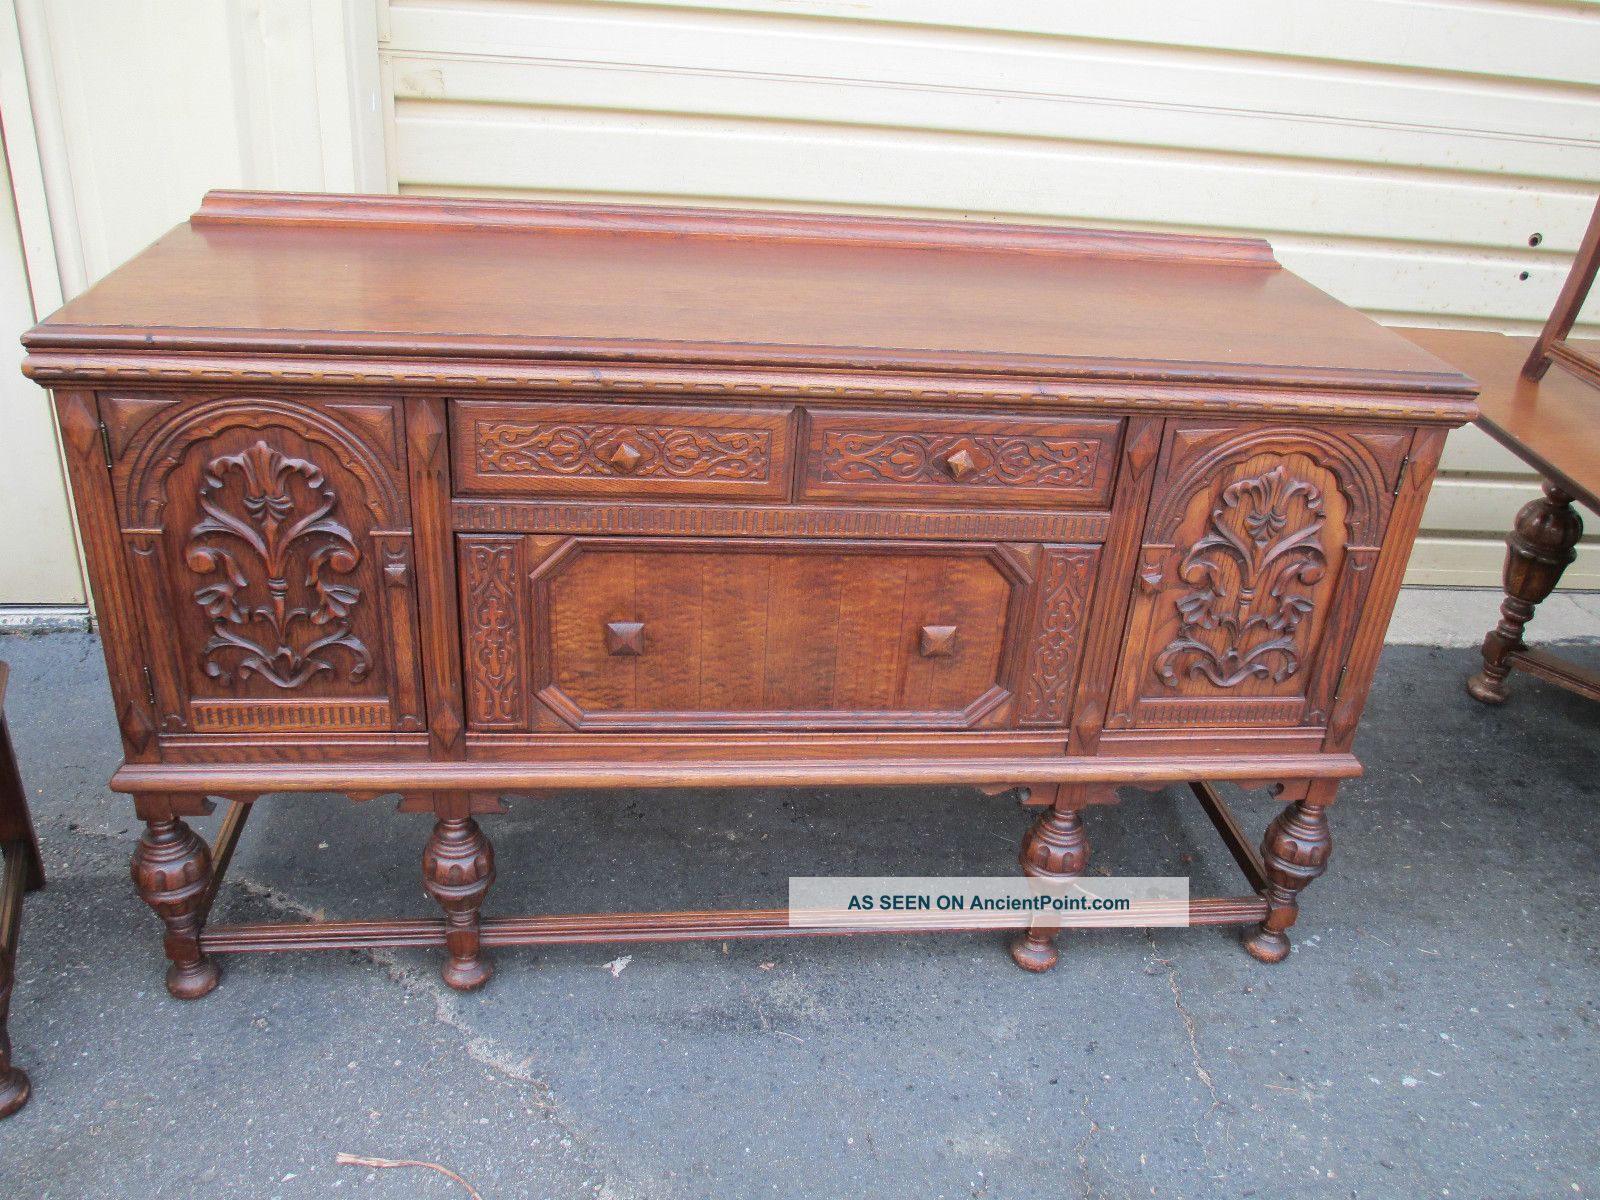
[1108,422,1408,731]
[100,393,423,735]
[108,393,409,530]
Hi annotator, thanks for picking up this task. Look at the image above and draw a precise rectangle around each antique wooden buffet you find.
[21,192,1476,996]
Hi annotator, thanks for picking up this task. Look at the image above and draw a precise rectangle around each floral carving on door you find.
[185,440,372,689]
[1154,464,1327,688]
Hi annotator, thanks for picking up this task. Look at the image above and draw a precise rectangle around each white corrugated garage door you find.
[379,0,1600,585]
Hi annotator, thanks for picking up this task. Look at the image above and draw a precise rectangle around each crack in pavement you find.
[1073,1094,1101,1200]
[1144,930,1220,1116]
[49,823,649,1200]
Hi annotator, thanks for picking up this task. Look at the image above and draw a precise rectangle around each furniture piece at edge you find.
[1398,194,1600,707]
[20,192,1477,996]
[0,662,46,1117]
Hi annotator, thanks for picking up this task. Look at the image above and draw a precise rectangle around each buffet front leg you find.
[422,796,496,991]
[1243,780,1336,964]
[1009,784,1093,973]
[130,797,221,1000]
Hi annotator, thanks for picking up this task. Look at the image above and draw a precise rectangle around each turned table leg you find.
[0,942,27,1118]
[131,816,221,1000]
[422,808,496,991]
[1243,781,1335,964]
[1468,482,1583,705]
[1009,786,1091,973]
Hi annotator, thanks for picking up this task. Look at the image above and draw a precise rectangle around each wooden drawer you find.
[461,535,1053,732]
[451,400,795,500]
[801,409,1123,509]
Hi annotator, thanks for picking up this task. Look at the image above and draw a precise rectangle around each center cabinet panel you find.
[459,536,1100,733]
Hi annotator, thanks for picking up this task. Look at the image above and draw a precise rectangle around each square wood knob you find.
[605,621,646,656]
[604,441,645,473]
[920,624,958,657]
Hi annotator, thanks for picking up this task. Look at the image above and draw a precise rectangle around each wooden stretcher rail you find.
[199,896,1270,955]
[113,754,1363,795]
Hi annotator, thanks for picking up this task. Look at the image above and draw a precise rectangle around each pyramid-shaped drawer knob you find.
[919,624,959,657]
[605,621,646,656]
[939,448,978,480]
[605,441,645,473]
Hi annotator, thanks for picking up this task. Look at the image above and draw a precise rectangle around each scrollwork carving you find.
[1019,547,1096,725]
[476,420,770,481]
[462,539,524,727]
[186,439,372,689]
[820,430,1098,489]
[1154,465,1326,689]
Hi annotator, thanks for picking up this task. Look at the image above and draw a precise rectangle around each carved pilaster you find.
[1009,801,1090,973]
[422,816,496,991]
[1243,795,1333,964]
[1468,484,1583,705]
[131,818,220,999]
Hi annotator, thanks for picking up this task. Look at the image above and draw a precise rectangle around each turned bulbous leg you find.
[1468,484,1582,705]
[0,943,29,1119]
[131,818,220,1000]
[1009,803,1089,973]
[1243,794,1333,964]
[423,815,496,991]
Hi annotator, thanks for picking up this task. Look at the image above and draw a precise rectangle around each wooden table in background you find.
[1399,328,1599,706]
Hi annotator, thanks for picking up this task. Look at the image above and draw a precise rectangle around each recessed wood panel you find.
[451,400,795,501]
[527,538,1029,730]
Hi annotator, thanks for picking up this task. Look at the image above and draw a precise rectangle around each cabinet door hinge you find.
[1392,455,1409,497]
[142,665,157,706]
[98,420,114,468]
[1331,664,1349,704]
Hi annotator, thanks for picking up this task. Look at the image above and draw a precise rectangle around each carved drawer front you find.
[450,400,795,501]
[1108,422,1411,731]
[98,392,424,737]
[801,410,1123,509]
[459,536,1054,732]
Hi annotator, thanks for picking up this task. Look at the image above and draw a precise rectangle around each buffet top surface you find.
[24,192,1471,399]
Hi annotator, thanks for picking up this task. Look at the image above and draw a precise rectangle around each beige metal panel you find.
[0,0,386,609]
[423,0,1599,84]
[382,18,1600,181]
[392,106,1600,256]
[0,145,83,604]
[1405,538,1600,589]
[383,0,1600,587]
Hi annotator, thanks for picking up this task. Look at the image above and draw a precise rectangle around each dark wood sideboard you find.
[20,193,1476,996]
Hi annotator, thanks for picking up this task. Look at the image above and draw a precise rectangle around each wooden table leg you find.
[1009,783,1092,973]
[131,802,221,1000]
[1468,482,1583,705]
[0,843,30,1119]
[1242,780,1336,964]
[422,795,496,991]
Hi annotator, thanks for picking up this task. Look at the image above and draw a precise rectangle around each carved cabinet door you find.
[98,392,425,737]
[1107,422,1411,731]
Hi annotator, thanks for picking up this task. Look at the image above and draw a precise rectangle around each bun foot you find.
[442,955,492,993]
[1465,670,1508,705]
[166,955,221,1000]
[1242,924,1290,964]
[0,1068,30,1119]
[1009,931,1059,973]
